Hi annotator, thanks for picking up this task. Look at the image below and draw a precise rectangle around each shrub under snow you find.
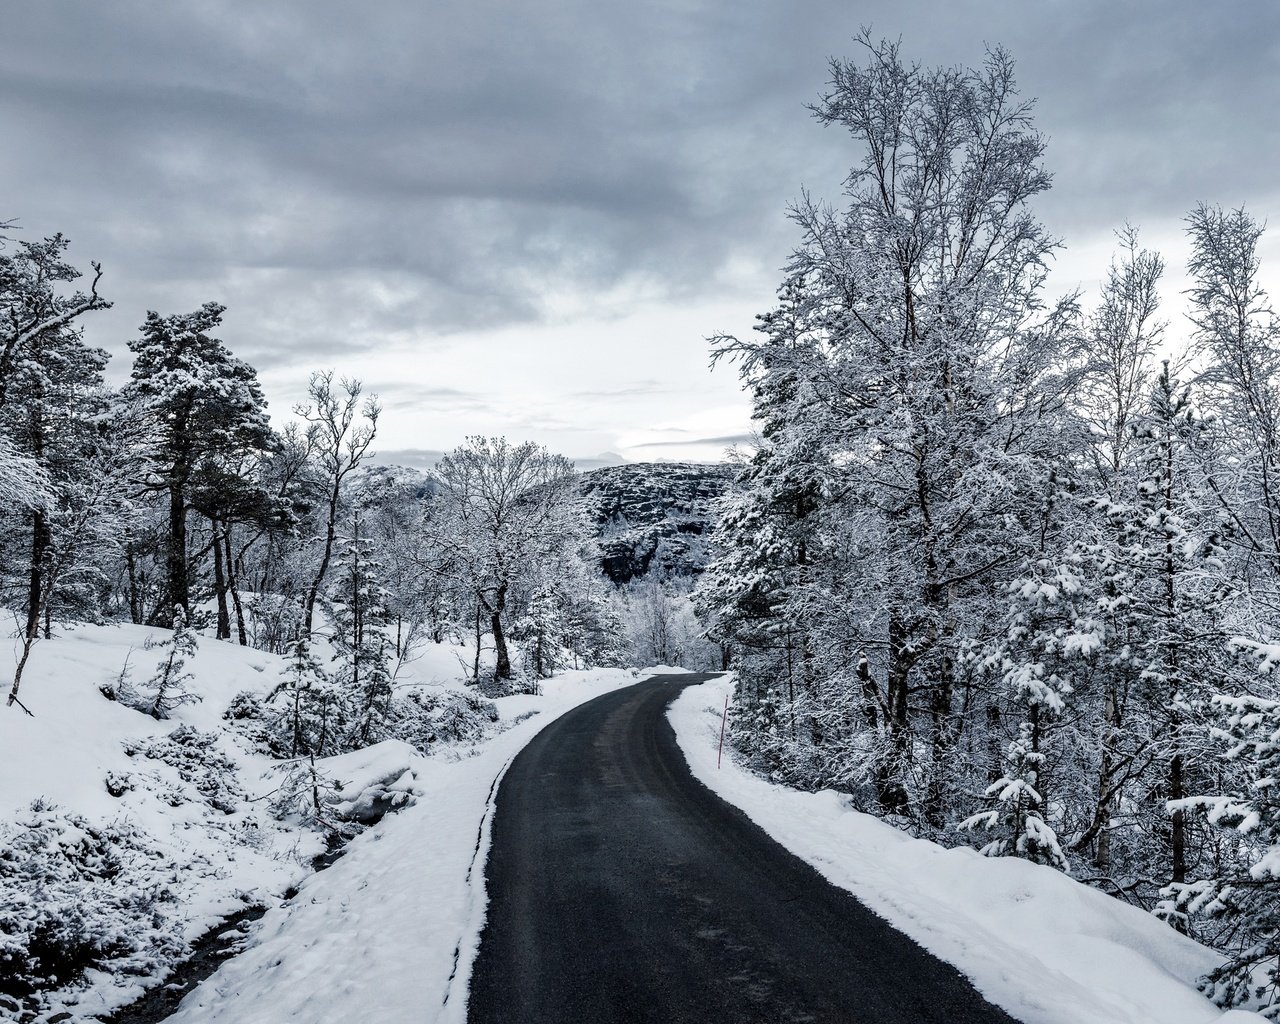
[0,799,185,998]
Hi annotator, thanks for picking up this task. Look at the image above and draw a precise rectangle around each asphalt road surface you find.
[467,675,1022,1024]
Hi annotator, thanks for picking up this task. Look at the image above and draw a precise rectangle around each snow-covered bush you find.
[123,725,244,815]
[0,800,184,998]
[270,742,422,832]
[726,682,879,798]
[392,688,499,750]
[269,756,348,835]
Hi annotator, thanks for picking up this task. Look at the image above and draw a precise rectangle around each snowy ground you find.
[1,621,315,1020]
[668,676,1264,1024]
[14,645,1257,1023]
[0,615,635,1022]
[160,667,642,1024]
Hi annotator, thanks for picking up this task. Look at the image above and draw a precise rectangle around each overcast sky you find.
[3,1,1278,467]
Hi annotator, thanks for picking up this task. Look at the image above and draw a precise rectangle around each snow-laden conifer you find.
[137,606,201,720]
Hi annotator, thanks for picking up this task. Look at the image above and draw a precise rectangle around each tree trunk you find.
[126,544,144,625]
[212,525,231,640]
[1162,425,1189,910]
[881,610,912,816]
[25,508,50,640]
[166,481,189,617]
[924,647,958,827]
[223,526,248,646]
[491,582,512,682]
[1170,747,1186,887]
[1082,681,1121,871]
[303,483,341,636]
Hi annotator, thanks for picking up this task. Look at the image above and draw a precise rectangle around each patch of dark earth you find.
[468,674,1024,1024]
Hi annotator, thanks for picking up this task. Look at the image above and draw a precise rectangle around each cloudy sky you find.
[3,1,1278,467]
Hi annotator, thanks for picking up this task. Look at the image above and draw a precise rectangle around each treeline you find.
[696,35,1280,1010]
[0,230,686,754]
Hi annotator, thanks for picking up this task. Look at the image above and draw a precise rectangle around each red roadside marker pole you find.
[717,692,729,769]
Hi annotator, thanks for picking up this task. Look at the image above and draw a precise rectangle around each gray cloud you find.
[630,434,756,449]
[3,1,1277,445]
[371,448,447,470]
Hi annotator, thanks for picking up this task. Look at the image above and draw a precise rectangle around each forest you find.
[5,27,1280,1022]
[694,35,1280,1012]
[0,237,722,729]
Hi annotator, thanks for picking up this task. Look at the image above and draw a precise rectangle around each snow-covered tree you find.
[704,34,1084,824]
[125,303,273,618]
[137,606,201,720]
[513,586,567,679]
[432,437,582,690]
[326,507,395,748]
[0,233,109,412]
[1168,646,1280,1013]
[297,371,379,637]
[266,638,337,758]
[964,722,1071,871]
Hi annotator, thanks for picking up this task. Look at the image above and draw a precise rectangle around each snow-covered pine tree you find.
[1044,363,1234,907]
[1167,641,1280,1014]
[0,233,110,413]
[966,550,1080,871]
[560,582,627,670]
[125,302,272,620]
[0,235,118,712]
[1126,363,1230,895]
[1064,228,1165,874]
[514,586,567,679]
[266,637,339,758]
[138,605,201,720]
[326,507,395,750]
[698,277,843,787]
[964,722,1071,871]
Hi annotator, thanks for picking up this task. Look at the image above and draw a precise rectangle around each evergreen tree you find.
[964,722,1071,872]
[266,638,338,758]
[514,586,566,679]
[326,508,395,749]
[138,606,201,720]
[125,302,272,619]
[1168,649,1280,1012]
[0,233,109,412]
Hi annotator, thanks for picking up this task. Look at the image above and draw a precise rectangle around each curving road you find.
[467,675,1021,1024]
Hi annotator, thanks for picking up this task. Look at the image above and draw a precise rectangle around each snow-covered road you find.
[162,668,643,1024]
[467,674,1016,1023]
[150,671,1260,1024]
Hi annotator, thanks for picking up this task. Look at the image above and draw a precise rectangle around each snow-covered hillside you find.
[0,619,623,1022]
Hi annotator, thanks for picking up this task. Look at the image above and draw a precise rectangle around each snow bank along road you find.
[467,675,1021,1024]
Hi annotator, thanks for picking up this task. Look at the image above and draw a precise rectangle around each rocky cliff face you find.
[577,462,733,583]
